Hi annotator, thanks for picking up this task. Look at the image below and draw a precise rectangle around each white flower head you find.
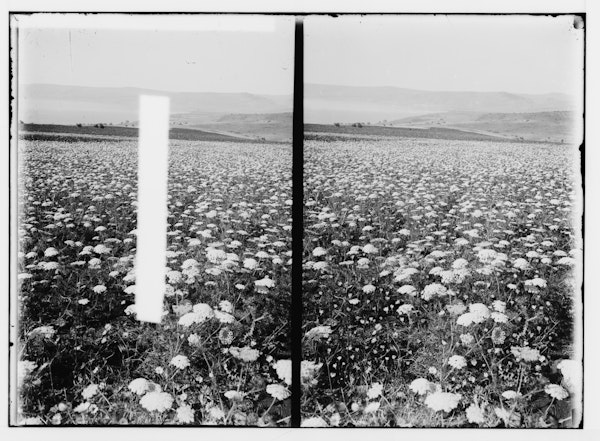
[176,404,195,423]
[81,384,99,400]
[140,391,173,412]
[128,378,150,396]
[424,392,461,412]
[266,384,291,401]
[170,355,190,370]
[409,378,431,395]
[366,382,383,399]
[448,355,467,370]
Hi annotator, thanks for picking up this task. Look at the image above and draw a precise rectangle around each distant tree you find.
[334,122,341,127]
[76,123,82,127]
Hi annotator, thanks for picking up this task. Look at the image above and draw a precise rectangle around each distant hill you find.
[19,84,292,125]
[305,83,576,124]
[391,110,580,143]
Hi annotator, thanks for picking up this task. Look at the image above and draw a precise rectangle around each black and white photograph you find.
[11,14,294,426]
[4,2,597,436]
[302,14,584,427]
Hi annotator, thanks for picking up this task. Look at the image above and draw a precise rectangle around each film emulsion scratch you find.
[12,14,294,426]
[301,15,584,428]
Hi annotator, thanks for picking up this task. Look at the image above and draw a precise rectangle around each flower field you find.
[16,139,292,425]
[302,138,582,427]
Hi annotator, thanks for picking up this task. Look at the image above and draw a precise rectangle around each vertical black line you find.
[8,14,17,426]
[291,17,304,428]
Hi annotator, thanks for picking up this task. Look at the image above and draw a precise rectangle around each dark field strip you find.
[19,123,275,144]
[305,123,527,143]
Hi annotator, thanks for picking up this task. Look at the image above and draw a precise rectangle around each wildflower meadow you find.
[301,138,582,427]
[16,139,292,426]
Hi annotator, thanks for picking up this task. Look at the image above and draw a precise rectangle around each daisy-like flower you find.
[73,402,91,413]
[218,327,234,345]
[492,300,506,313]
[206,247,227,264]
[266,384,291,400]
[469,303,491,321]
[17,360,37,385]
[229,346,260,362]
[313,261,328,271]
[128,378,150,396]
[502,390,522,400]
[424,392,461,412]
[452,258,469,269]
[301,360,323,387]
[459,334,474,346]
[398,285,417,296]
[254,276,275,290]
[181,259,198,270]
[491,312,508,323]
[224,390,246,402]
[166,271,183,284]
[274,359,292,385]
[557,359,582,393]
[491,327,506,345]
[93,244,111,254]
[208,407,225,420]
[362,244,378,254]
[362,283,376,294]
[447,301,467,315]
[44,247,59,257]
[81,384,99,400]
[511,346,541,362]
[364,402,381,413]
[397,304,414,315]
[366,382,383,399]
[465,402,485,424]
[544,384,569,400]
[312,247,327,257]
[421,283,448,301]
[524,278,547,292]
[512,258,529,270]
[409,378,431,395]
[243,258,259,270]
[305,325,332,340]
[176,404,195,423]
[170,355,190,370]
[188,333,201,347]
[140,391,173,412]
[92,285,107,294]
[219,300,234,314]
[214,310,235,324]
[301,417,328,427]
[29,326,56,339]
[448,355,467,370]
[394,267,419,283]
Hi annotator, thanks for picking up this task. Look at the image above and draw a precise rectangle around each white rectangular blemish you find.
[136,95,170,323]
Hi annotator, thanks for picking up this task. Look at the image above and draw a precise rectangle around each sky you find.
[305,15,584,98]
[16,14,294,95]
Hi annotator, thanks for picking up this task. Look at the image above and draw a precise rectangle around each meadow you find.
[301,138,582,427]
[15,135,583,428]
[16,139,292,426]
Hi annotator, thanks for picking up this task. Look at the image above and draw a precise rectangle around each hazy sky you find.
[305,15,584,97]
[16,14,294,95]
